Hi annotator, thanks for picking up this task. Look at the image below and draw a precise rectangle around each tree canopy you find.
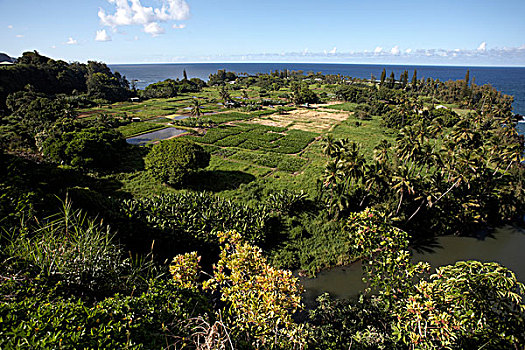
[144,138,210,186]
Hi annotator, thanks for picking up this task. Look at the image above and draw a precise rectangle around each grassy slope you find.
[91,86,471,203]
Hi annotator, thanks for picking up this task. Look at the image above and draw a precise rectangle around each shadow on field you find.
[118,145,148,172]
[185,170,256,191]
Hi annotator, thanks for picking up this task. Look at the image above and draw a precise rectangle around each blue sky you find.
[1,0,525,65]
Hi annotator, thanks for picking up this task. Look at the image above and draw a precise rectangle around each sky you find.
[1,0,525,66]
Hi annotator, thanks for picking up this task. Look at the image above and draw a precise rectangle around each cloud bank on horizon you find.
[98,0,190,37]
[181,42,524,66]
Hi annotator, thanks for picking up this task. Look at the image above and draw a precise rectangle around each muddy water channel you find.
[301,226,525,303]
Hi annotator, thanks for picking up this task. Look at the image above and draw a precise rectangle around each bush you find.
[42,120,126,169]
[144,138,210,186]
[0,280,210,349]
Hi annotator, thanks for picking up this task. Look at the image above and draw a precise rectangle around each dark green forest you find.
[1,51,524,349]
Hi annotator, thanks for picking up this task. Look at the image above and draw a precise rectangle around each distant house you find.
[131,117,141,122]
[130,97,140,102]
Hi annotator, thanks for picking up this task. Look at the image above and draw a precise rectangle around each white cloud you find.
[51,45,57,49]
[16,34,24,38]
[98,0,190,36]
[7,25,13,29]
[390,45,400,55]
[172,23,186,29]
[374,46,383,54]
[329,47,337,54]
[95,29,112,41]
[405,48,412,54]
[155,0,190,21]
[477,42,487,52]
[66,37,78,45]
[134,35,139,41]
[144,22,165,36]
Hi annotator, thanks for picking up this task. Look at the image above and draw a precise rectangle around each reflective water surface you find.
[301,226,525,303]
[126,127,187,145]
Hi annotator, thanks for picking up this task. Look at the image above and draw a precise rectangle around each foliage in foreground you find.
[308,209,525,350]
[0,280,209,350]
[0,202,211,349]
[393,261,525,349]
[170,230,307,349]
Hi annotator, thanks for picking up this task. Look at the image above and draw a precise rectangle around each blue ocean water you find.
[110,63,525,115]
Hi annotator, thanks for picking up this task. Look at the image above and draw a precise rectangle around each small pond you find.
[126,127,187,145]
[301,225,525,303]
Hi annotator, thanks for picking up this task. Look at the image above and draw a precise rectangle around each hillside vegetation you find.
[1,52,524,349]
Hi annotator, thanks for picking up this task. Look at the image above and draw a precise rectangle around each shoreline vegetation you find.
[1,51,525,349]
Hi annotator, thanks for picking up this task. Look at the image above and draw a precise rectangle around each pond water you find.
[126,127,187,145]
[301,225,525,303]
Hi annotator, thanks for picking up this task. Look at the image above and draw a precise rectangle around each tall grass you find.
[3,199,157,297]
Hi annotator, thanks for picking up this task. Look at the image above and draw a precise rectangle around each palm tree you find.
[373,140,391,164]
[219,86,232,104]
[392,165,417,215]
[322,135,338,157]
[191,98,202,117]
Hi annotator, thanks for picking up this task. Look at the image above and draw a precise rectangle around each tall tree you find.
[389,71,396,89]
[411,69,418,89]
[183,69,188,81]
[401,70,408,88]
[462,69,471,98]
[380,68,386,87]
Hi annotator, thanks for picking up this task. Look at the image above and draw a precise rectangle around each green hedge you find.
[0,281,209,350]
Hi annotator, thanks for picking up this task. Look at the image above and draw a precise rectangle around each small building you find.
[131,117,141,122]
[130,97,140,102]
[435,105,448,110]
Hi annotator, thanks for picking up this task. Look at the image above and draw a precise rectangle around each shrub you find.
[171,231,307,349]
[144,138,210,186]
[42,122,126,169]
[0,280,210,349]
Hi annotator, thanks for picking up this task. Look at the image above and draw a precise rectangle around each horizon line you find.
[107,61,525,68]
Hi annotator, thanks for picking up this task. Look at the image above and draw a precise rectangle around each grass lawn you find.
[329,114,397,158]
[325,102,359,112]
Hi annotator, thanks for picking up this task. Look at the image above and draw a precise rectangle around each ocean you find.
[110,63,525,115]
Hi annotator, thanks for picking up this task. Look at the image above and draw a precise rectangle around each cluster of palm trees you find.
[320,110,525,237]
[190,98,202,117]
